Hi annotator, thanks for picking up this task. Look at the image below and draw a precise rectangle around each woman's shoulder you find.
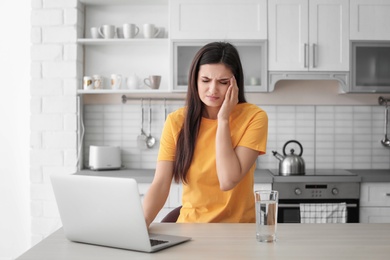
[235,103,266,116]
[167,107,186,125]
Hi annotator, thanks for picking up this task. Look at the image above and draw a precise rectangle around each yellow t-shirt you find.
[157,103,268,223]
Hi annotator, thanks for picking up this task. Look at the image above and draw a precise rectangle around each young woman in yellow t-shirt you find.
[143,42,268,227]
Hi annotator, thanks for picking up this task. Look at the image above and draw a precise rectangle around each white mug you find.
[116,27,124,38]
[90,27,101,39]
[127,74,139,89]
[123,23,139,39]
[111,74,122,89]
[144,75,161,89]
[92,75,103,89]
[83,76,93,90]
[99,25,116,39]
[143,24,161,38]
[157,27,165,38]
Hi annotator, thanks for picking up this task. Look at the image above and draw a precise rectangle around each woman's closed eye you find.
[219,80,229,85]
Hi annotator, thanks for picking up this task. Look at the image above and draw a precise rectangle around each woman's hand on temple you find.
[218,76,239,121]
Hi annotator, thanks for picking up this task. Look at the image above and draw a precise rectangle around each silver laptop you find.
[50,174,191,253]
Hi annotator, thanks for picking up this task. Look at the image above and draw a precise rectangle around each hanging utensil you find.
[164,98,167,120]
[137,99,148,149]
[146,99,156,148]
[379,96,390,148]
[382,103,390,147]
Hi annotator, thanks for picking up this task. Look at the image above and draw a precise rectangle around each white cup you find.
[99,25,116,39]
[157,27,165,38]
[117,27,124,38]
[83,76,93,90]
[111,74,122,89]
[123,23,139,39]
[143,24,161,38]
[144,75,161,89]
[127,74,139,89]
[92,75,103,89]
[90,27,101,39]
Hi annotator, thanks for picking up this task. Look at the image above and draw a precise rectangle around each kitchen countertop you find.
[17,223,390,259]
[76,168,274,183]
[76,168,390,183]
[346,169,390,182]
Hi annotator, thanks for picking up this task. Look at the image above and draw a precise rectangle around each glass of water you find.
[254,190,279,242]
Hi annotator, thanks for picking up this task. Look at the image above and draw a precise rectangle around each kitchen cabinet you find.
[254,183,272,191]
[360,182,390,223]
[169,0,267,40]
[268,0,349,71]
[172,40,268,92]
[350,0,390,40]
[349,41,390,93]
[78,0,170,94]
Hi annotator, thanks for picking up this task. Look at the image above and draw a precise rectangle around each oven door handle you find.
[278,203,358,208]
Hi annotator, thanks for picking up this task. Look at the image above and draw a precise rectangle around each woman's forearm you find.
[143,182,170,227]
[143,161,174,227]
[215,119,243,191]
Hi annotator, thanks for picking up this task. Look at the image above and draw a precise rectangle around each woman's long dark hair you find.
[173,42,247,184]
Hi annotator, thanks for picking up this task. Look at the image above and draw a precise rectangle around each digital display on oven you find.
[305,184,327,189]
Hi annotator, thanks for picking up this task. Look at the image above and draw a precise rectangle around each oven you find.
[271,170,361,223]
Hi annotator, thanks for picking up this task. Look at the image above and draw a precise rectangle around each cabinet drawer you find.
[360,207,390,223]
[168,183,183,208]
[254,183,272,191]
[360,183,390,206]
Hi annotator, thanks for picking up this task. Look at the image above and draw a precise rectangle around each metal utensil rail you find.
[121,95,184,104]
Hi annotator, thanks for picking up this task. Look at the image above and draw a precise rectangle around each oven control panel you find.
[273,182,360,199]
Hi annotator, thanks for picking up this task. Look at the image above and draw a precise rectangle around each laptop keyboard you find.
[150,239,169,247]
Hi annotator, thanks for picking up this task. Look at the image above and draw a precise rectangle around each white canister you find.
[83,76,93,90]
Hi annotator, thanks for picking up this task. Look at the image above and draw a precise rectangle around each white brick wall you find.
[30,0,82,246]
[31,9,63,26]
[82,103,390,171]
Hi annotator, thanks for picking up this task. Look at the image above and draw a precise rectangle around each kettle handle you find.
[283,140,303,156]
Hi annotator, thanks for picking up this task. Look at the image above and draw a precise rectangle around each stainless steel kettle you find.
[272,140,305,176]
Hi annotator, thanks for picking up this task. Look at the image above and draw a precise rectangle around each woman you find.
[143,42,268,227]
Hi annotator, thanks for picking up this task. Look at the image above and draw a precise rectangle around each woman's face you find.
[197,63,234,110]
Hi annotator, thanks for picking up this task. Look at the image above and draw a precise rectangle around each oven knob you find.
[294,188,302,195]
[332,188,339,195]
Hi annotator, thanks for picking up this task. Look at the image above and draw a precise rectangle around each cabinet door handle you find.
[304,43,308,68]
[312,43,317,68]
[386,193,390,196]
[279,203,358,208]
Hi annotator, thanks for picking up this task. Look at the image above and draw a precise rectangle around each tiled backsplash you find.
[83,103,390,170]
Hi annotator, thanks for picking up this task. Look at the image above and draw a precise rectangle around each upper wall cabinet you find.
[172,40,268,92]
[170,0,267,39]
[268,0,349,71]
[350,0,390,40]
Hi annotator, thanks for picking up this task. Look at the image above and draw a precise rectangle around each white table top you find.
[17,223,390,259]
